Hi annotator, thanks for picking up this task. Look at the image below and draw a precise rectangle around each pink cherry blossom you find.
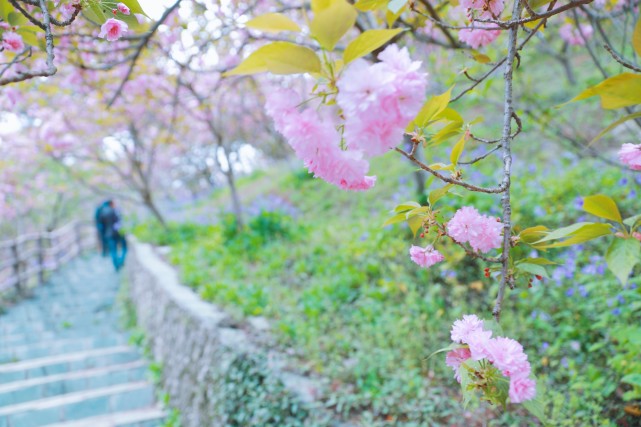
[337,44,427,157]
[2,32,25,53]
[447,206,503,253]
[450,314,485,343]
[559,23,594,46]
[458,27,501,49]
[409,245,445,268]
[509,375,537,403]
[484,336,530,377]
[117,3,131,15]
[445,347,472,382]
[618,143,641,171]
[460,0,504,16]
[98,18,128,42]
[265,90,376,191]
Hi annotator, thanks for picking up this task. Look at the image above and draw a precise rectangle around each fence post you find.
[37,234,45,285]
[11,240,22,295]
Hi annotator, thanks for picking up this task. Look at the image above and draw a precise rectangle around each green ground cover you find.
[133,152,641,426]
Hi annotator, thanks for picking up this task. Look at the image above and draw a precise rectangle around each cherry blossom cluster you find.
[265,44,426,191]
[447,206,503,253]
[409,245,444,268]
[457,0,504,48]
[618,143,641,171]
[445,315,537,404]
[99,4,131,42]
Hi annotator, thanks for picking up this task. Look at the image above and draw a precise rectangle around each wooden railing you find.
[0,221,97,296]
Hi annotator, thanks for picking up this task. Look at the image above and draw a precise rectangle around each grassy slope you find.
[134,148,641,425]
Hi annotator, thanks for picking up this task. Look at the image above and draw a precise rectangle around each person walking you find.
[94,200,110,257]
[98,200,128,271]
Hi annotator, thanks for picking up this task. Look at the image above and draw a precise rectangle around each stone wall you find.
[126,238,340,427]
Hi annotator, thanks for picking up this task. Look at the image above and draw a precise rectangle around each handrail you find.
[0,220,97,297]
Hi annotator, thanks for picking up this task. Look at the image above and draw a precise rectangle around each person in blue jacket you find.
[94,200,110,257]
[98,200,128,271]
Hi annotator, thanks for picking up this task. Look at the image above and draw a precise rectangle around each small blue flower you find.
[566,288,575,297]
[611,308,622,316]
[578,286,588,298]
[617,295,626,304]
[574,197,584,209]
[619,177,629,186]
[561,357,569,368]
[540,342,549,352]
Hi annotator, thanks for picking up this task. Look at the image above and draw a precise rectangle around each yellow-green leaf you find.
[310,0,357,50]
[429,184,453,206]
[83,2,107,24]
[534,223,613,249]
[634,18,641,57]
[0,0,10,21]
[471,52,491,63]
[583,194,622,223]
[385,6,405,27]
[410,87,454,129]
[589,112,641,145]
[223,42,321,76]
[450,134,466,165]
[16,26,39,46]
[432,121,463,144]
[383,213,407,227]
[343,28,404,64]
[519,225,549,244]
[407,215,424,236]
[245,13,301,33]
[8,10,28,26]
[566,73,641,110]
[394,201,421,213]
[354,0,388,10]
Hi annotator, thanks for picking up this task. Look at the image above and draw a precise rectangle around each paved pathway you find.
[0,255,165,427]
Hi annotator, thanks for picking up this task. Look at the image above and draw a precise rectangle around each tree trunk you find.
[143,192,168,230]
[225,169,244,230]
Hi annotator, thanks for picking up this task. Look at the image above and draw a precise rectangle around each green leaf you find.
[634,18,641,57]
[519,226,549,244]
[522,379,548,424]
[516,257,557,266]
[583,194,622,223]
[410,87,453,128]
[382,213,407,227]
[310,0,357,50]
[622,373,641,387]
[432,121,464,145]
[394,201,421,213]
[343,28,403,64]
[589,112,641,145]
[606,237,641,285]
[8,10,28,26]
[517,263,549,279]
[623,214,641,229]
[223,42,321,76]
[566,73,641,110]
[120,0,148,16]
[406,206,430,218]
[428,184,453,206]
[450,134,466,166]
[83,2,107,24]
[388,0,408,13]
[534,223,613,249]
[245,13,301,33]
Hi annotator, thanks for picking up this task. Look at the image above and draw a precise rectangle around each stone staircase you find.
[0,255,165,427]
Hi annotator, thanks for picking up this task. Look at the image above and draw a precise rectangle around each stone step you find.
[0,361,147,406]
[0,337,128,364]
[0,347,140,384]
[0,329,124,349]
[43,406,166,427]
[0,381,155,427]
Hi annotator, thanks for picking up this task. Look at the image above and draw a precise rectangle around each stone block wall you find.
[126,239,340,427]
